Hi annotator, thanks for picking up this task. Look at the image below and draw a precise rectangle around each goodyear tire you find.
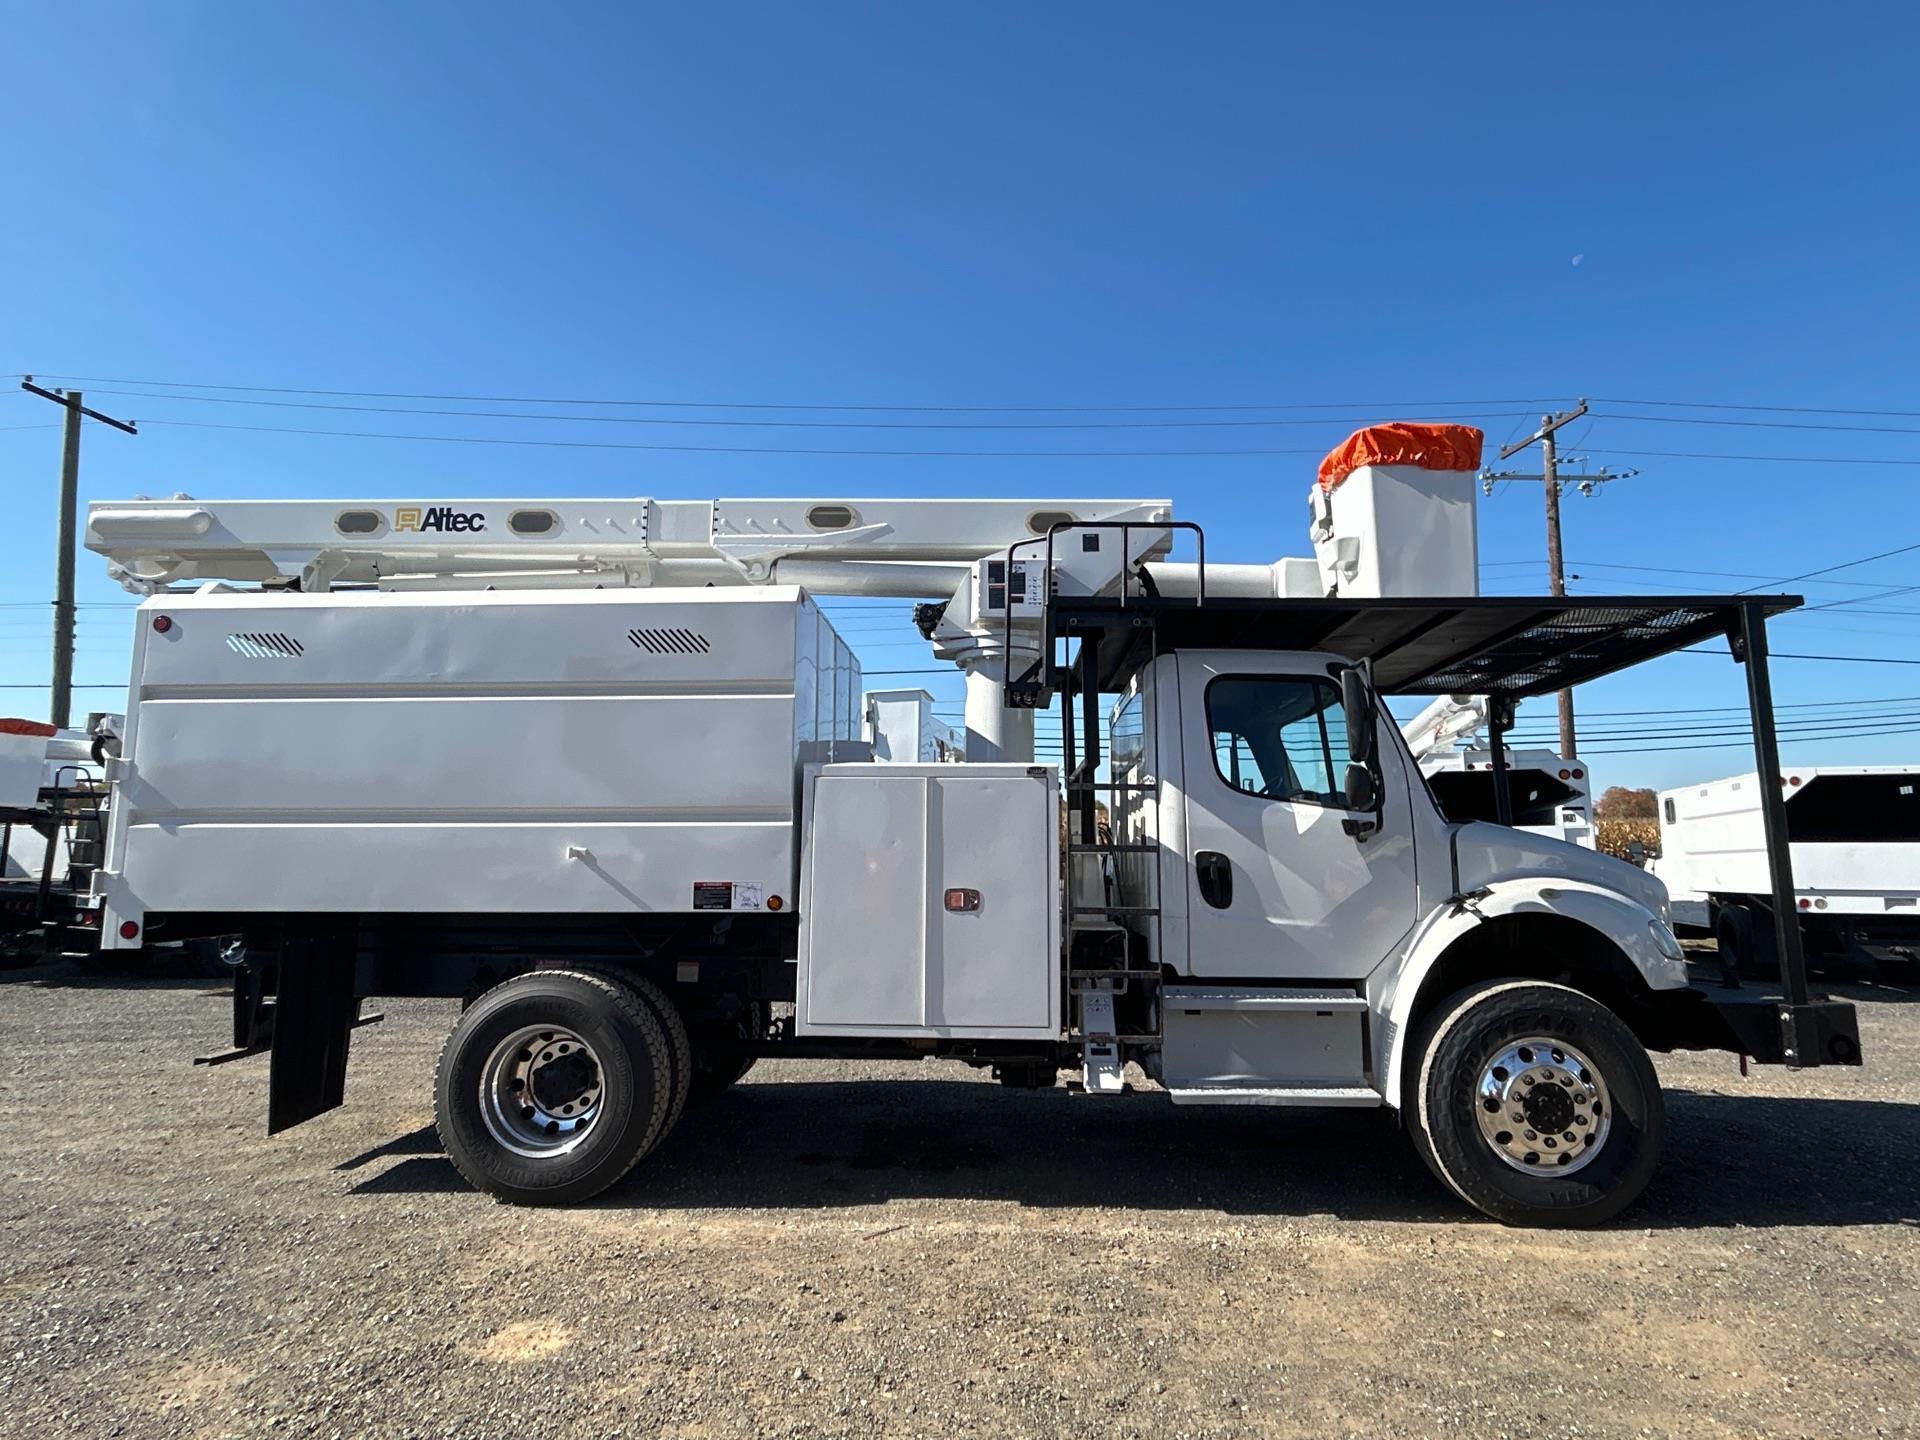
[435,969,673,1205]
[1406,981,1664,1227]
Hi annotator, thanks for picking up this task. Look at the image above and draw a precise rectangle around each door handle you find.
[1195,850,1233,909]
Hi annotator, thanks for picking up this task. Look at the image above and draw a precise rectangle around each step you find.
[1161,986,1368,1014]
[1165,1085,1382,1108]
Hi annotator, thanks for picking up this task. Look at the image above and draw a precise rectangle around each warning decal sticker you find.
[693,881,764,911]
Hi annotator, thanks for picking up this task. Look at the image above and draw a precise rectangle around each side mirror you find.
[1340,667,1375,765]
[1343,760,1378,813]
[1626,839,1647,865]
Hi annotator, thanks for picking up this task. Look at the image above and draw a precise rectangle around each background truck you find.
[0,715,113,964]
[1401,695,1594,847]
[76,424,1861,1226]
[1655,766,1920,978]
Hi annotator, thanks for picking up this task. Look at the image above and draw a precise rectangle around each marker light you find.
[766,895,784,912]
[152,615,173,633]
[119,920,141,939]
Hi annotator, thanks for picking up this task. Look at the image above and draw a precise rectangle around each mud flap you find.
[267,928,360,1133]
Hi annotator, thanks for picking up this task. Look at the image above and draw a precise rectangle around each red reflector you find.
[1796,899,1811,910]
[1789,775,1802,786]
[152,615,173,634]
[119,920,140,939]
[1571,769,1583,780]
[944,888,981,913]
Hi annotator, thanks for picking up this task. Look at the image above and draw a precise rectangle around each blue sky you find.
[3,4,1917,790]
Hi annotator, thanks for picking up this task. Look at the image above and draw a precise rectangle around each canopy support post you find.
[1734,601,1816,1063]
[1487,695,1515,827]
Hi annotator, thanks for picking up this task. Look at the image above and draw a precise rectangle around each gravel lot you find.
[2,961,1917,1439]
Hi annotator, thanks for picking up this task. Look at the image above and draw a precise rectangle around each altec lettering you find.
[395,506,487,534]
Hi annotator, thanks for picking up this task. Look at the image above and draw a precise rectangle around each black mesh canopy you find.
[1049,594,1801,698]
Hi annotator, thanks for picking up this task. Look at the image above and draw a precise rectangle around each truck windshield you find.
[1205,676,1350,807]
[1786,774,1920,842]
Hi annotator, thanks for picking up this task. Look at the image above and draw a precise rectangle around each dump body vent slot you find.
[226,632,305,659]
[628,626,712,655]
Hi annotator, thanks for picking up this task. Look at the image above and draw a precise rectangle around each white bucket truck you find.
[80,426,1859,1225]
[1401,694,1595,849]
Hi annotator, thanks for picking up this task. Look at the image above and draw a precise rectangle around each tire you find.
[1716,903,1778,980]
[434,969,673,1205]
[688,1000,765,1104]
[1406,980,1664,1228]
[557,964,693,1137]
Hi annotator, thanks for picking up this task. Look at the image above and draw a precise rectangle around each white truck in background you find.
[73,424,1860,1226]
[865,688,966,763]
[1401,694,1594,848]
[1655,766,1920,978]
[1,716,115,960]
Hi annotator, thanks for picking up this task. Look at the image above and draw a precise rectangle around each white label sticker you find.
[733,882,764,911]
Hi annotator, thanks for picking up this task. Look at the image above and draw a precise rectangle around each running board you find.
[1161,986,1367,1013]
[1166,1085,1382,1107]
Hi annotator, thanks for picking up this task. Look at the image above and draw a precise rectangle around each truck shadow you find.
[347,1081,1920,1229]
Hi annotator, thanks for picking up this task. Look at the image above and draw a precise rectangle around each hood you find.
[1453,821,1671,920]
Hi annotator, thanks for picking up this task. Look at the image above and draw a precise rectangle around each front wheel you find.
[1406,981,1664,1227]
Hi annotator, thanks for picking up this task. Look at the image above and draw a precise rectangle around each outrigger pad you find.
[1678,992,1864,1069]
[267,929,360,1133]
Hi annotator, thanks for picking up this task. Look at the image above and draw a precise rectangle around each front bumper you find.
[1642,987,1862,1069]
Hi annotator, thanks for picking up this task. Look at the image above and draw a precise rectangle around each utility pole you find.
[19,378,137,729]
[1496,400,1588,758]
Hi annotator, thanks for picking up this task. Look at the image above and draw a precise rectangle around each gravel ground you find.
[2,961,1917,1440]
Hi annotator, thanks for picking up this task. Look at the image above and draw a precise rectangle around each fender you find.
[1377,877,1689,1109]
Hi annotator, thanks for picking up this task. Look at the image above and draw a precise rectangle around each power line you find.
[21,373,1572,416]
[1598,411,1920,437]
[1587,447,1920,467]
[1592,396,1920,420]
[1565,559,1914,593]
[1583,722,1920,756]
[79,387,1537,432]
[1739,538,1920,593]
[136,418,1330,460]
[1680,647,1920,666]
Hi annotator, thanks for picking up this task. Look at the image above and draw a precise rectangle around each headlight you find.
[1647,918,1685,963]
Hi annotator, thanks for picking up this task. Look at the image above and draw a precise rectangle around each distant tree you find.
[1595,785,1658,820]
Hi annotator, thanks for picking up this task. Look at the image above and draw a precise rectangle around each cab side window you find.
[1207,676,1350,808]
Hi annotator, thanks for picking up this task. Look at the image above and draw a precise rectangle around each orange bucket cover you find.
[1317,423,1484,490]
[0,718,58,738]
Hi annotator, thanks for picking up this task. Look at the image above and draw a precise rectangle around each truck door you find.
[1177,651,1418,980]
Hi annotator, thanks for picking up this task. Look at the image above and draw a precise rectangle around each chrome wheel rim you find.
[479,1025,605,1159]
[1474,1036,1612,1176]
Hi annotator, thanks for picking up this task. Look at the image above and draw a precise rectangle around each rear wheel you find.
[688,1000,765,1103]
[435,969,673,1205]
[1407,980,1664,1227]
[559,964,693,1137]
